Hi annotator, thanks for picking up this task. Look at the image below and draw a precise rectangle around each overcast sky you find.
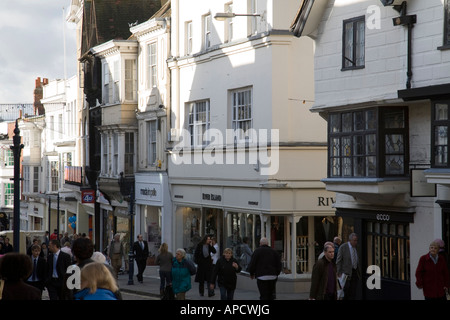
[0,0,77,103]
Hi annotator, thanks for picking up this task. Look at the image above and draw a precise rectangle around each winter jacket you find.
[172,258,196,294]
[309,256,338,300]
[210,256,242,290]
[247,245,282,279]
[415,253,450,299]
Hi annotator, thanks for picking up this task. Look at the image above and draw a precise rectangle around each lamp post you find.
[214,12,261,21]
[118,172,135,285]
[11,119,23,253]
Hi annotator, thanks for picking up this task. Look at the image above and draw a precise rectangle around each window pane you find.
[354,135,364,155]
[331,138,340,157]
[385,155,404,175]
[435,103,448,120]
[366,156,377,176]
[366,134,376,154]
[384,110,405,129]
[343,157,352,177]
[342,113,352,132]
[331,158,340,176]
[385,134,404,153]
[434,145,448,166]
[355,20,365,66]
[353,157,364,177]
[435,126,448,145]
[354,111,365,131]
[329,114,341,133]
[344,22,353,68]
[366,109,377,129]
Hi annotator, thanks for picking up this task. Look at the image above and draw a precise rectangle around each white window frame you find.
[124,132,135,175]
[5,149,14,166]
[203,14,211,50]
[147,43,157,88]
[231,87,253,142]
[102,134,109,175]
[23,166,30,193]
[186,21,193,55]
[113,133,118,176]
[113,60,120,103]
[148,120,158,166]
[33,166,39,193]
[49,160,59,192]
[125,59,137,101]
[188,100,210,147]
[4,183,13,207]
[103,62,110,104]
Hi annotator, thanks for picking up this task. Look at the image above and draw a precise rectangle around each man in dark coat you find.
[194,235,216,297]
[45,239,72,300]
[133,234,149,283]
[309,242,338,300]
[248,237,282,300]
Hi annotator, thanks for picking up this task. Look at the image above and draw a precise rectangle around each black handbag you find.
[162,285,175,300]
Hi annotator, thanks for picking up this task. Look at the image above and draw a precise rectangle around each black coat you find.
[194,243,216,283]
[210,256,242,290]
[247,245,282,278]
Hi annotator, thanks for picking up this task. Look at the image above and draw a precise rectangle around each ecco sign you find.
[376,214,390,221]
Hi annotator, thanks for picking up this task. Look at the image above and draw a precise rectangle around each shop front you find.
[135,172,172,265]
[335,208,413,300]
[172,184,336,280]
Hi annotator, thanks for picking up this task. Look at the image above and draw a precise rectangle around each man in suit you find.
[336,233,361,300]
[26,244,47,297]
[45,239,72,300]
[132,234,149,283]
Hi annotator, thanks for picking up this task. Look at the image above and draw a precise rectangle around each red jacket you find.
[415,253,450,298]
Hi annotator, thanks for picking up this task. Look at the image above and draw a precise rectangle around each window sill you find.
[322,177,410,195]
[341,65,365,71]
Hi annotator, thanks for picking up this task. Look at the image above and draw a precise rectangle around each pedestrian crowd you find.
[1,230,448,300]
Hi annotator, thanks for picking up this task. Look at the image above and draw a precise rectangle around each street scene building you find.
[2,0,450,300]
[291,0,450,299]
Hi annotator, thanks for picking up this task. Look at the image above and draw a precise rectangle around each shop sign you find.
[202,193,222,201]
[317,197,335,206]
[376,214,390,221]
[81,190,95,203]
[135,183,162,202]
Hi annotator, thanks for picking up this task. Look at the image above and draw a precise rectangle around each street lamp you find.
[214,12,261,21]
[118,172,135,285]
[11,120,23,253]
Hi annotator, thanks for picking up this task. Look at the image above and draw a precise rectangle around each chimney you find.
[33,77,46,116]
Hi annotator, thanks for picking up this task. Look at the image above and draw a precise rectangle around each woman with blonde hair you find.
[74,262,119,300]
[156,242,174,298]
[210,248,242,300]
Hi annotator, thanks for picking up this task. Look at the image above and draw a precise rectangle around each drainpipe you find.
[391,1,417,89]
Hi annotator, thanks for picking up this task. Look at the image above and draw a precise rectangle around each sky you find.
[0,0,77,103]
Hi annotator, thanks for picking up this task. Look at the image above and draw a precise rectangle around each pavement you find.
[117,266,309,300]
